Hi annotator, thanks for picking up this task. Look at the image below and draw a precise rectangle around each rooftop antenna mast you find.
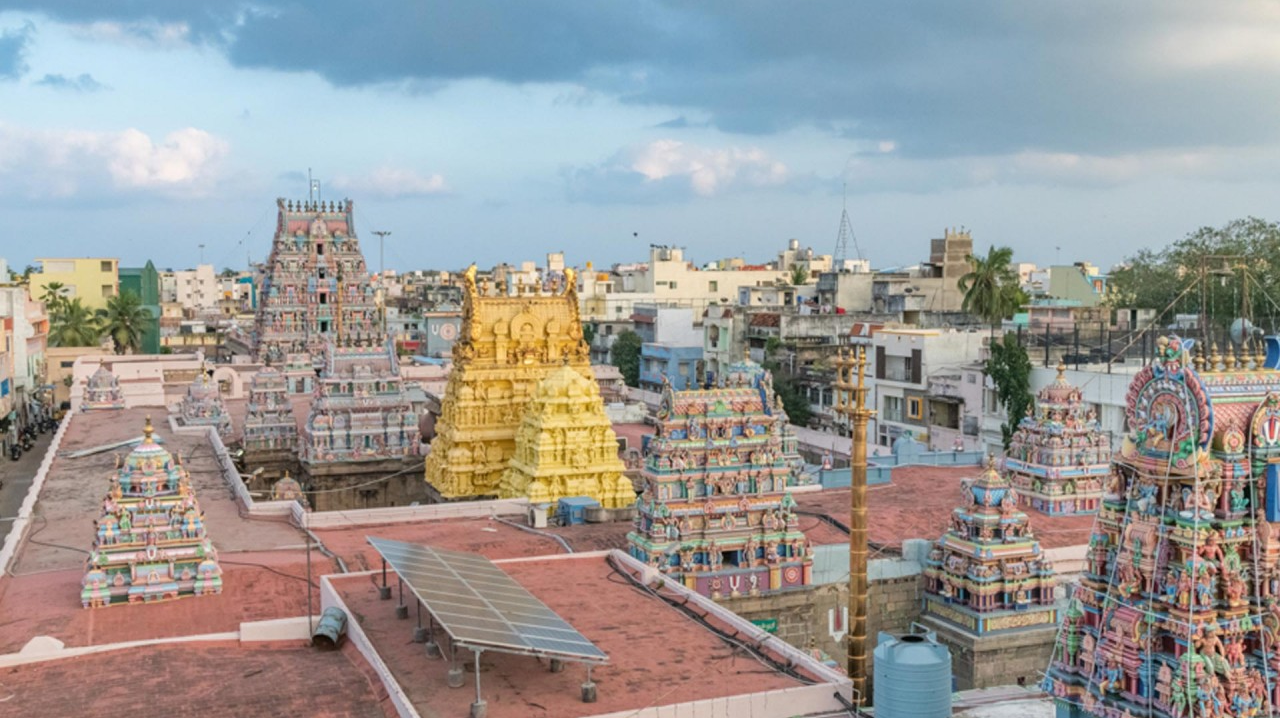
[833,183,864,271]
[308,168,321,203]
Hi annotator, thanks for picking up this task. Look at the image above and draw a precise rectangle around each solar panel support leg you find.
[582,666,597,703]
[470,650,487,718]
[395,578,408,619]
[379,559,391,600]
[413,601,428,643]
[550,658,565,673]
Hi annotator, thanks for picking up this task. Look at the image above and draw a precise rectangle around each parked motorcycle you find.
[8,444,20,461]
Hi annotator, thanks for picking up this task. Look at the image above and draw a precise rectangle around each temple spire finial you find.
[143,415,154,440]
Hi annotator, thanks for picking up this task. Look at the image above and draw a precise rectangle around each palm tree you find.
[49,298,103,348]
[958,245,1021,326]
[39,281,67,314]
[789,264,809,286]
[99,290,150,354]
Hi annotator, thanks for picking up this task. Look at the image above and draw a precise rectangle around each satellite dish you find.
[1229,318,1255,346]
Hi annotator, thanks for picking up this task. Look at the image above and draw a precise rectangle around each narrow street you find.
[0,430,54,547]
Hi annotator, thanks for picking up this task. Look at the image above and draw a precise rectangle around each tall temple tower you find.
[627,358,813,597]
[425,265,601,502]
[1046,336,1280,718]
[253,199,381,365]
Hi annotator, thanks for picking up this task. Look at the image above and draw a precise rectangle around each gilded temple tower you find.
[425,265,603,502]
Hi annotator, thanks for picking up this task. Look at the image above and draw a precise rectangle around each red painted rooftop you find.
[0,642,392,718]
[333,552,817,718]
[795,465,1095,554]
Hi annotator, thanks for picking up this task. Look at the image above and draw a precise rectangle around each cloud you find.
[22,1,1280,163]
[0,23,34,80]
[0,124,228,200]
[69,19,193,48]
[35,73,107,92]
[330,167,447,199]
[566,139,789,203]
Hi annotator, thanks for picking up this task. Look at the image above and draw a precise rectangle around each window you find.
[708,281,718,292]
[60,360,75,368]
[678,362,689,376]
[669,281,678,289]
[100,260,113,272]
[319,293,327,305]
[907,397,924,420]
[316,243,325,256]
[101,284,114,298]
[882,396,904,423]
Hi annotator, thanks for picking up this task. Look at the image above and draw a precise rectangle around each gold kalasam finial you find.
[1256,340,1267,371]
[1056,361,1067,379]
[1193,341,1206,372]
[563,267,577,297]
[1209,342,1222,373]
[144,415,154,440]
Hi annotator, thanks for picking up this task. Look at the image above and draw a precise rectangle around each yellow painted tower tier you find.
[500,365,634,507]
[426,265,611,500]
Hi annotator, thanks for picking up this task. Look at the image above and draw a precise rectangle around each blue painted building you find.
[639,342,703,392]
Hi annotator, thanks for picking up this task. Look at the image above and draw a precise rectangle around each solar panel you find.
[367,536,609,664]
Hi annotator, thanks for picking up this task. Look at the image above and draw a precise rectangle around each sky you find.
[2,2,1280,274]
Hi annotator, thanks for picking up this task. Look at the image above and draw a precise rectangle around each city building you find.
[29,257,119,311]
[1046,262,1107,307]
[701,304,746,386]
[118,261,162,354]
[171,264,220,313]
[633,304,703,392]
[871,327,985,449]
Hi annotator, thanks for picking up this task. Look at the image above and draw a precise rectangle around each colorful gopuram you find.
[176,368,231,435]
[242,366,298,454]
[1005,363,1111,515]
[499,364,634,508]
[626,357,813,598]
[81,418,222,607]
[81,362,125,411]
[921,457,1059,635]
[253,198,381,365]
[300,341,420,466]
[1046,337,1280,718]
[425,265,608,504]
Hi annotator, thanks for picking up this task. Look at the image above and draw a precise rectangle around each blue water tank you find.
[872,630,952,718]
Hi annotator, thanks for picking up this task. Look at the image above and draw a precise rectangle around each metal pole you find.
[305,509,313,641]
[834,346,874,703]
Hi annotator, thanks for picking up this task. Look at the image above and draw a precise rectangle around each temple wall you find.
[923,617,1057,691]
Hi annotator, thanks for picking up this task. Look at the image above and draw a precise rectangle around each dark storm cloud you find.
[0,23,33,80]
[18,1,1280,157]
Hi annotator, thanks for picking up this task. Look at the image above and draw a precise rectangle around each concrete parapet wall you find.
[291,497,529,529]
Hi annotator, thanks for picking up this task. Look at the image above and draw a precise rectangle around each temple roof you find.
[122,416,177,472]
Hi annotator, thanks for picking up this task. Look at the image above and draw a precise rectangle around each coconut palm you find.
[39,281,68,314]
[99,290,150,355]
[958,246,1022,326]
[789,264,809,286]
[49,298,103,348]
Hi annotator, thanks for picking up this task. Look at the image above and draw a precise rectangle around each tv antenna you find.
[833,183,864,270]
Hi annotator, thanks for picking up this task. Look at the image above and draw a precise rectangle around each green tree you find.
[760,336,812,426]
[958,245,1021,326]
[39,281,68,314]
[611,330,642,387]
[49,298,103,348]
[582,322,597,346]
[789,264,809,286]
[1107,217,1280,334]
[986,332,1033,449]
[99,290,150,355]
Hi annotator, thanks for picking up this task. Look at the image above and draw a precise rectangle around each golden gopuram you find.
[425,264,635,508]
[500,365,633,506]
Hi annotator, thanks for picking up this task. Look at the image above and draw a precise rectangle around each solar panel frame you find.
[366,536,609,664]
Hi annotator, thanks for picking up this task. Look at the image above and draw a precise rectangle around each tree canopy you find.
[99,290,150,355]
[1107,217,1280,333]
[49,298,103,348]
[611,329,642,387]
[958,245,1023,326]
[986,332,1033,449]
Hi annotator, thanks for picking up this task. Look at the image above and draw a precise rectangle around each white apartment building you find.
[870,327,986,449]
[172,264,219,312]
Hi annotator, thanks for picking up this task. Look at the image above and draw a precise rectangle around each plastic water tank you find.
[872,630,952,718]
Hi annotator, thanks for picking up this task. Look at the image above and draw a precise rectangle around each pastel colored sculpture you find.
[176,366,231,436]
[921,456,1059,635]
[500,365,635,508]
[81,361,126,411]
[253,198,381,365]
[270,471,309,509]
[627,357,813,598]
[425,264,602,500]
[300,341,420,466]
[82,417,222,608]
[1046,336,1280,718]
[1005,363,1111,515]
[242,366,298,453]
